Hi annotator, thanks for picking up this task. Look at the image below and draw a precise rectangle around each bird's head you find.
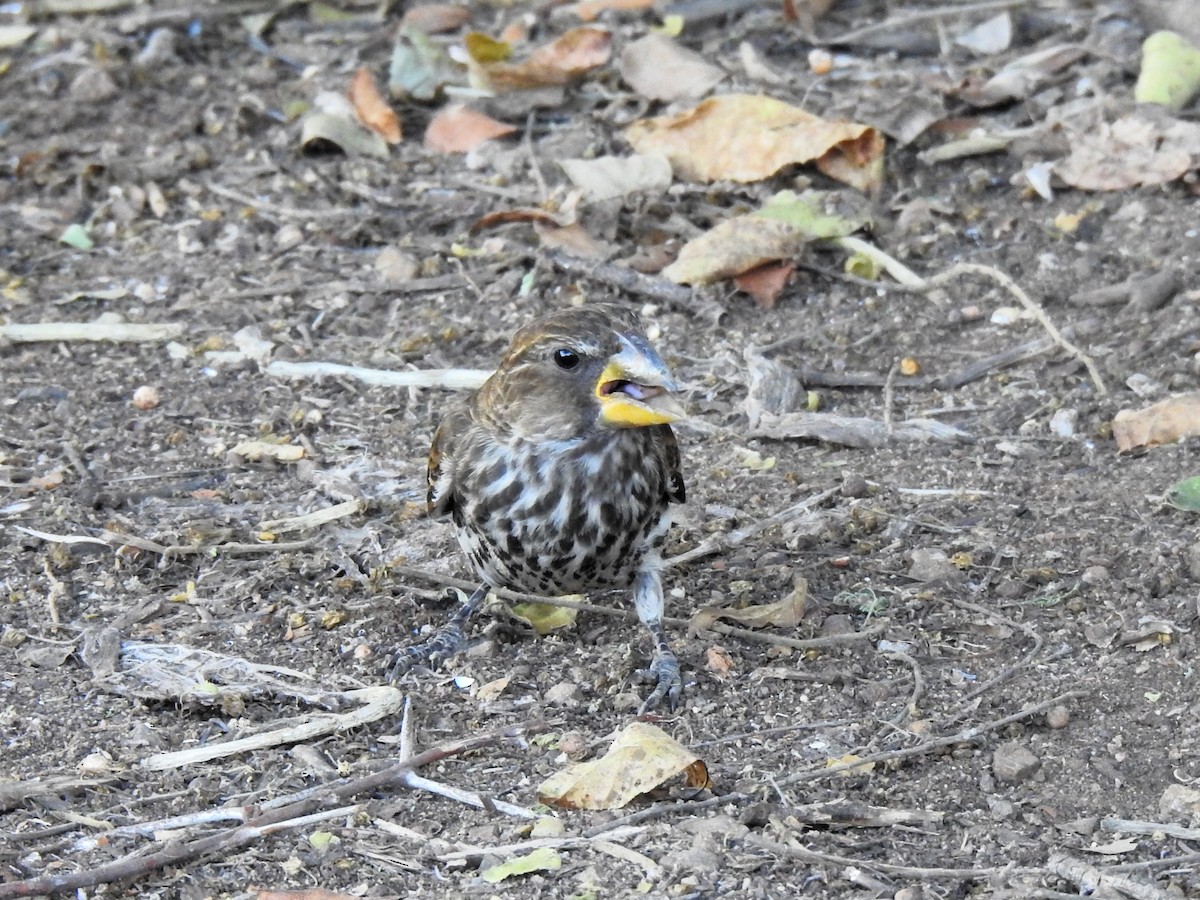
[475,305,685,442]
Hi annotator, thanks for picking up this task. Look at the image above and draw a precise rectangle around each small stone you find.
[1061,816,1100,836]
[1160,784,1200,821]
[275,223,304,249]
[131,385,160,410]
[820,614,854,637]
[544,682,583,706]
[135,28,178,67]
[558,731,588,760]
[987,797,1014,820]
[840,473,869,498]
[660,833,721,874]
[1048,408,1077,438]
[1046,705,1070,730]
[907,548,964,584]
[69,67,118,103]
[959,304,984,322]
[993,741,1041,783]
[1081,565,1110,586]
[375,245,420,282]
[1187,544,1200,581]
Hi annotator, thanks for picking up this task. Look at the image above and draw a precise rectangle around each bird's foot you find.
[638,647,683,714]
[386,621,466,682]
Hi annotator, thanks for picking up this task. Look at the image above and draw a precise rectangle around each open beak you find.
[595,334,686,428]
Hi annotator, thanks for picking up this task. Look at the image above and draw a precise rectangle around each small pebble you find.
[993,741,1041,783]
[558,731,588,760]
[1048,408,1077,438]
[840,473,870,498]
[131,385,160,410]
[1046,705,1070,730]
[544,681,583,706]
[1081,565,1110,586]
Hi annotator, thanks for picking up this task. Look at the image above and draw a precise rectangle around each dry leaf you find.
[690,576,807,633]
[566,0,653,21]
[348,68,402,144]
[400,3,470,34]
[705,645,735,677]
[619,33,726,102]
[470,207,574,234]
[734,261,795,309]
[955,44,1086,106]
[1112,391,1200,451]
[626,94,885,192]
[470,27,611,92]
[1055,113,1200,191]
[663,215,803,285]
[510,600,578,634]
[538,722,710,810]
[534,222,614,259]
[424,104,516,153]
[231,440,306,462]
[558,153,672,202]
[475,675,512,701]
[480,847,562,883]
[826,753,875,776]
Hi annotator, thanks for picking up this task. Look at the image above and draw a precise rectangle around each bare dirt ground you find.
[4,0,1200,897]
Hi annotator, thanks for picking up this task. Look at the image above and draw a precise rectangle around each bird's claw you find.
[387,622,466,682]
[638,649,683,714]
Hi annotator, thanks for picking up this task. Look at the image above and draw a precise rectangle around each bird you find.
[390,303,687,711]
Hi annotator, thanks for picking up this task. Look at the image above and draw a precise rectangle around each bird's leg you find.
[633,571,683,713]
[387,584,488,681]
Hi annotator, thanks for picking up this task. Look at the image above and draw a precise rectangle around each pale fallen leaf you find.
[538,722,710,810]
[0,25,37,48]
[690,576,807,633]
[231,440,306,462]
[625,94,885,192]
[301,92,389,159]
[558,153,672,202]
[954,12,1012,55]
[424,104,516,153]
[400,3,470,34]
[619,33,725,102]
[1112,391,1200,451]
[511,600,579,635]
[827,753,875,776]
[1084,838,1140,855]
[468,27,611,92]
[565,0,653,21]
[480,847,562,883]
[348,68,401,143]
[475,675,512,701]
[1055,113,1200,191]
[955,44,1086,106]
[534,222,614,260]
[389,24,457,101]
[663,215,803,285]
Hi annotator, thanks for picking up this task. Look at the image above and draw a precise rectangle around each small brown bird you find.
[391,304,686,710]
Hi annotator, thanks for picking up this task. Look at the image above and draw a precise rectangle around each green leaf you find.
[59,223,93,250]
[480,847,562,883]
[1165,476,1200,512]
[755,190,870,240]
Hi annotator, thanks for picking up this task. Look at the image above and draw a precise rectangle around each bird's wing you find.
[427,408,470,518]
[658,425,686,504]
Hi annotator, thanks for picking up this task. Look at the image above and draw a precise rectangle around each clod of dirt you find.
[544,681,584,706]
[993,742,1042,784]
[1160,784,1200,823]
[907,548,965,584]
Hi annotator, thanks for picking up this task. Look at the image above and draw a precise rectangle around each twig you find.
[775,690,1087,788]
[0,322,184,343]
[826,0,1028,46]
[543,250,693,308]
[883,649,924,726]
[0,720,548,899]
[582,792,750,838]
[664,486,841,569]
[266,359,490,390]
[928,263,1108,395]
[746,833,1035,880]
[1047,851,1173,900]
[389,563,887,652]
[1101,817,1200,841]
[776,799,944,828]
[936,597,1045,729]
[750,411,974,448]
[833,236,925,289]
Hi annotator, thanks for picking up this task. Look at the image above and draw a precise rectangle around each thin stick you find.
[267,359,490,390]
[0,720,548,900]
[929,263,1108,395]
[1101,817,1200,841]
[826,0,1029,46]
[775,690,1087,788]
[0,322,184,343]
[543,250,694,308]
[747,833,1036,880]
[391,560,887,652]
[1047,851,1173,900]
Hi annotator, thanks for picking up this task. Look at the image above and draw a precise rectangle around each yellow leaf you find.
[538,722,711,810]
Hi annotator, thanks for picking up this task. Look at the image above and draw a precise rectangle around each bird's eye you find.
[553,348,580,370]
